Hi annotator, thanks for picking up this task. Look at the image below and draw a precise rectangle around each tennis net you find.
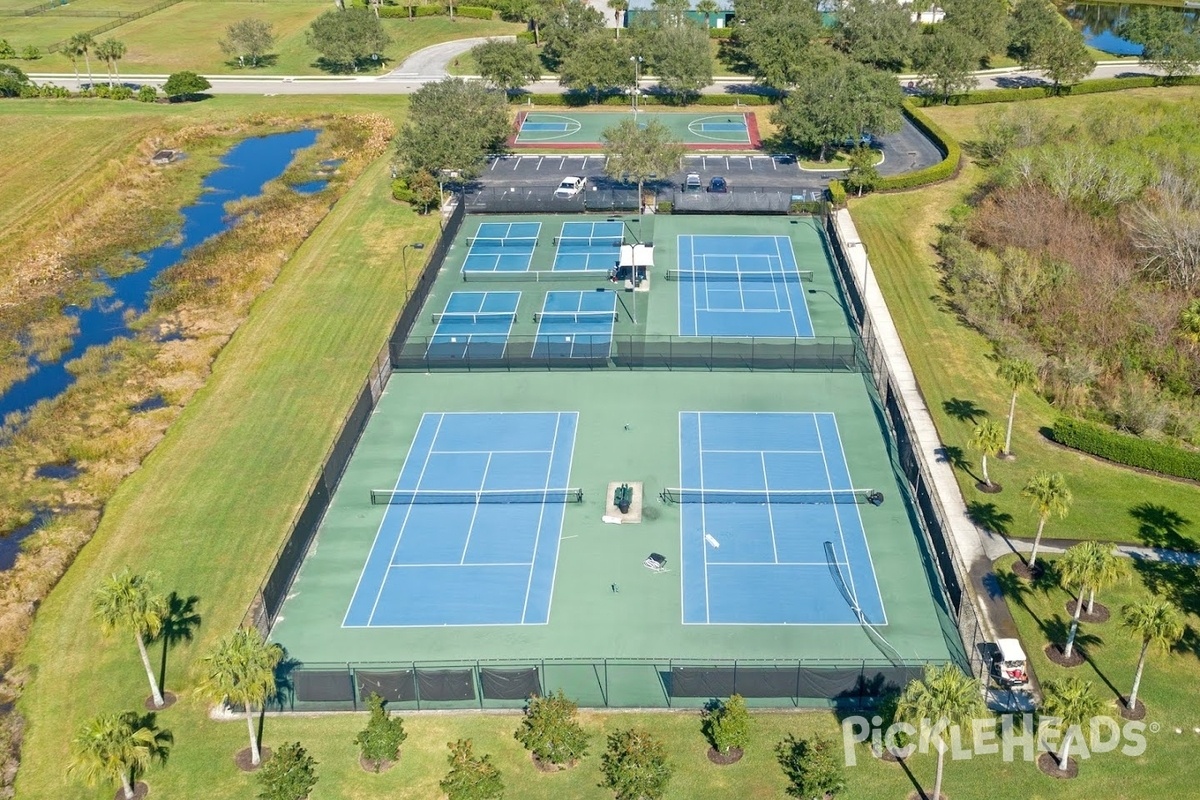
[659,488,882,505]
[534,311,619,324]
[462,270,610,283]
[465,236,538,249]
[431,311,516,325]
[371,488,584,505]
[665,269,815,283]
[553,236,624,248]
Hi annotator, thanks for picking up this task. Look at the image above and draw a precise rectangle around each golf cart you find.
[991,638,1029,687]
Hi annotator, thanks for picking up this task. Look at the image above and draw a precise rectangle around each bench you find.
[613,483,633,514]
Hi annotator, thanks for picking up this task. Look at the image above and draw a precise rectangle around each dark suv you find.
[708,176,728,193]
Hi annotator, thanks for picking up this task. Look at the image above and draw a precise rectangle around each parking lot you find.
[481,117,944,195]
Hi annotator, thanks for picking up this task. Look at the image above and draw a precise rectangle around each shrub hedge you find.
[828,180,846,206]
[709,28,733,39]
[509,92,772,106]
[873,101,959,191]
[913,75,1200,108]
[455,6,495,19]
[1050,416,1200,481]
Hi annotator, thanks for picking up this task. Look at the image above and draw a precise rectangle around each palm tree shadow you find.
[992,568,1038,621]
[1130,503,1194,552]
[154,592,202,692]
[1173,625,1200,662]
[967,501,1012,536]
[943,398,989,424]
[935,444,974,476]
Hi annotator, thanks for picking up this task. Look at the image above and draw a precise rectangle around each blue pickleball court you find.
[674,235,815,338]
[462,221,541,273]
[533,291,618,360]
[675,412,885,626]
[343,412,579,627]
[425,291,519,361]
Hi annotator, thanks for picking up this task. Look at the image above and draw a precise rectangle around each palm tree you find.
[1059,541,1112,658]
[607,0,628,39]
[68,32,96,88]
[515,0,546,45]
[199,627,283,766]
[96,38,126,87]
[1021,471,1072,570]
[1121,600,1184,711]
[968,419,1005,488]
[92,568,169,708]
[696,0,719,28]
[68,711,172,799]
[897,663,982,800]
[996,357,1036,457]
[1086,545,1127,614]
[1179,299,1200,345]
[1041,677,1104,771]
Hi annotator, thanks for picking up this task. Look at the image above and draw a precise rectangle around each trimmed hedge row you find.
[914,74,1200,108]
[510,92,772,106]
[1050,416,1200,481]
[379,4,493,18]
[873,101,959,191]
[709,27,733,39]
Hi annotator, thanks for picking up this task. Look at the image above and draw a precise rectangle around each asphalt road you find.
[32,61,1162,97]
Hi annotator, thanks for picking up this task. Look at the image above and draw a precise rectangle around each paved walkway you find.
[981,532,1200,566]
[384,35,514,80]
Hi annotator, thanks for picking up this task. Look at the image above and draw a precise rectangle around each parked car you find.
[683,172,702,192]
[554,176,586,198]
[707,176,728,193]
[842,132,875,149]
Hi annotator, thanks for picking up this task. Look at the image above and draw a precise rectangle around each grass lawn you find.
[800,149,884,170]
[21,9,524,75]
[996,550,1200,792]
[850,93,1200,551]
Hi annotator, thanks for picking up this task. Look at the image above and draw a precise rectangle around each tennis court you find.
[343,412,579,627]
[512,111,761,149]
[674,412,884,626]
[552,220,627,272]
[672,234,815,338]
[462,222,541,273]
[533,291,618,359]
[426,291,519,360]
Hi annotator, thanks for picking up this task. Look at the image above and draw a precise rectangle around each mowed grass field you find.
[850,88,1200,551]
[14,5,523,75]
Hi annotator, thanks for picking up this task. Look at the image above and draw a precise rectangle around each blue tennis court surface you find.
[426,291,518,360]
[462,222,541,273]
[678,412,884,625]
[534,291,617,359]
[553,221,626,272]
[676,235,814,338]
[344,412,578,627]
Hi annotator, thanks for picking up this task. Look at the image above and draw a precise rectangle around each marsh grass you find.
[0,113,393,680]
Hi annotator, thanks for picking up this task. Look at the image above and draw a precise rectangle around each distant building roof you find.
[627,0,732,8]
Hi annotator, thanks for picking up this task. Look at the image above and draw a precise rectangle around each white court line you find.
[521,412,560,623]
[697,413,711,623]
[761,453,779,563]
[388,562,532,568]
[703,448,825,454]
[829,414,888,625]
[711,560,850,567]
[775,236,800,337]
[429,449,554,455]
[813,417,861,610]
[457,452,493,564]
[539,412,578,625]
[365,413,447,626]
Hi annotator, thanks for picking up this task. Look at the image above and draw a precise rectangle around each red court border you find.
[507,110,762,152]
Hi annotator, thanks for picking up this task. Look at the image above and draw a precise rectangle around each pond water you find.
[1065,3,1200,56]
[0,128,319,423]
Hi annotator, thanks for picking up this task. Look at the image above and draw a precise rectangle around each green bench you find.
[613,483,633,513]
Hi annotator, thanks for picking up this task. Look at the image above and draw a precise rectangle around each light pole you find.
[630,55,643,115]
[401,242,425,298]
